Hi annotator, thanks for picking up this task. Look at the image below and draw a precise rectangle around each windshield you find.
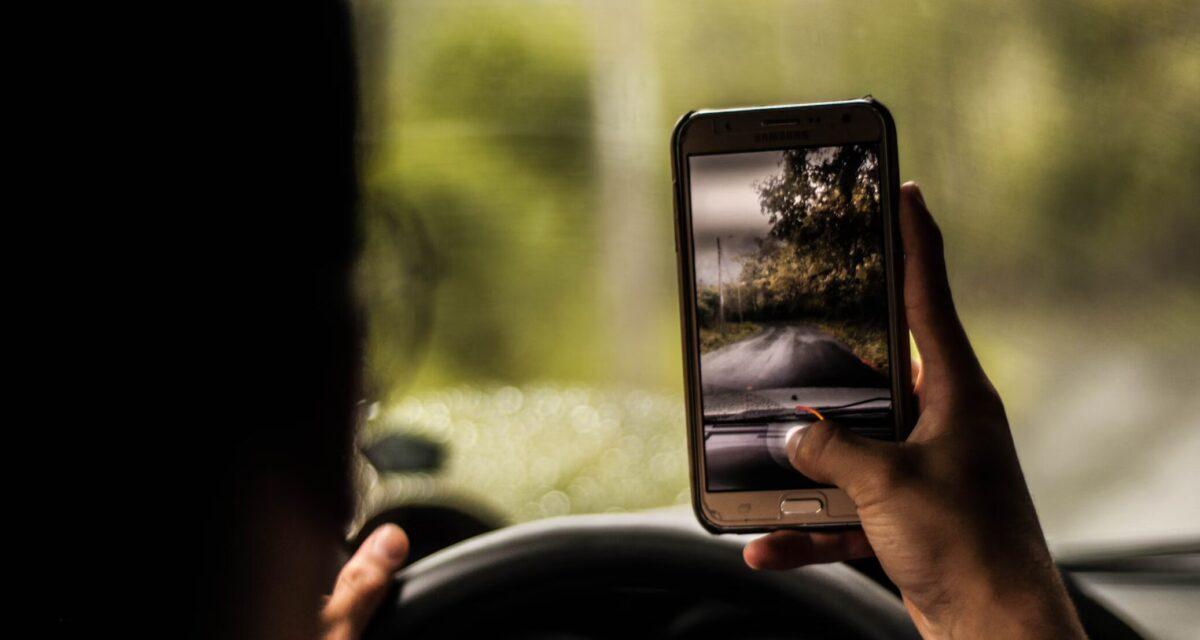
[350,0,1199,548]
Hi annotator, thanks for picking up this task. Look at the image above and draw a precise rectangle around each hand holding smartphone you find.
[671,99,913,532]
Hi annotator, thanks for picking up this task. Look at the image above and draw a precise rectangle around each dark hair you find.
[46,4,363,635]
[195,2,363,635]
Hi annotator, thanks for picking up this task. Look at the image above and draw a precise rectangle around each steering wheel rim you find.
[364,512,918,639]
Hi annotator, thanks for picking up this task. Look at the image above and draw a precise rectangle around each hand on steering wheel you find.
[744,183,1086,639]
[321,524,410,640]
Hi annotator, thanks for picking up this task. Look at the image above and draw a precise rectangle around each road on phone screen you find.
[701,323,890,491]
[701,323,884,392]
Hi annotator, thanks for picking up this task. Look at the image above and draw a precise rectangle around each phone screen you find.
[688,143,893,492]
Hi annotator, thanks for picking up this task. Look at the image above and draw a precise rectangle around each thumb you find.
[787,421,901,505]
[321,524,409,640]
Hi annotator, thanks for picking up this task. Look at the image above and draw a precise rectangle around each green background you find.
[350,0,1199,549]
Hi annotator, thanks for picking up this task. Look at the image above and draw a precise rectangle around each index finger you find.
[744,529,874,570]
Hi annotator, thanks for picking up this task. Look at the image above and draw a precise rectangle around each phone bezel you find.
[671,98,914,533]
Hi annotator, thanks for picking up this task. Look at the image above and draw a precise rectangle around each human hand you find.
[743,183,1085,639]
[320,524,409,640]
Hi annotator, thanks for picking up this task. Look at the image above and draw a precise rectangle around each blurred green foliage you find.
[356,2,601,392]
[351,0,1200,543]
[750,146,885,318]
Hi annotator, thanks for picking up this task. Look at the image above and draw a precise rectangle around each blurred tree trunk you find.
[590,0,663,386]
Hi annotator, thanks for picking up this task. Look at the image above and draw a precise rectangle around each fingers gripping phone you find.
[671,99,914,532]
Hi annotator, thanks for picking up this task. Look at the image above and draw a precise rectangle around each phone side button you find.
[780,498,824,515]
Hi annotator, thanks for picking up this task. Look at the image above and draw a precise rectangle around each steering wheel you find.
[364,512,918,639]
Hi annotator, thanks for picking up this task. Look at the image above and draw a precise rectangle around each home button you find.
[780,498,823,515]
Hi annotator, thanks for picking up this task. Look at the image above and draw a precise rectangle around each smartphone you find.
[671,98,914,532]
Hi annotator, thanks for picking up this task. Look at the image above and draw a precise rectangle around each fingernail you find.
[371,524,408,564]
[785,424,810,466]
[907,182,926,206]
